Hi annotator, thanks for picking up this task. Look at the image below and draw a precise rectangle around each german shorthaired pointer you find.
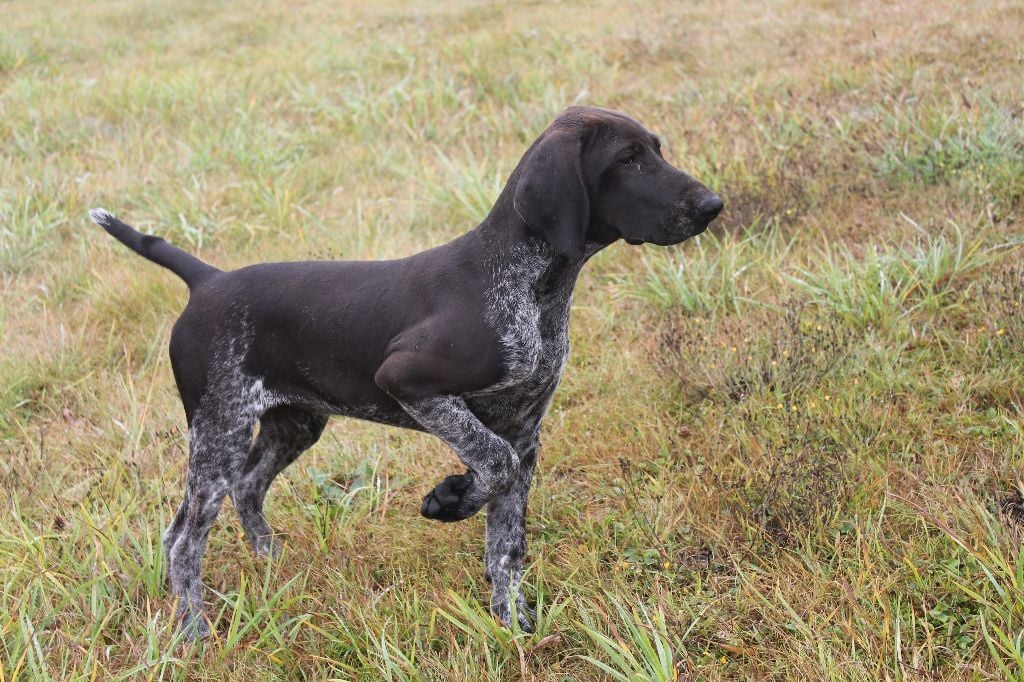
[89,105,722,638]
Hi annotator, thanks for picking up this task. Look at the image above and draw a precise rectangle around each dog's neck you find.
[471,197,611,301]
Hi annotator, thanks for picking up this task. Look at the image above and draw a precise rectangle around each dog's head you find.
[513,106,722,259]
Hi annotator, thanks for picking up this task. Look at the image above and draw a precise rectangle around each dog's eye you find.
[619,146,643,167]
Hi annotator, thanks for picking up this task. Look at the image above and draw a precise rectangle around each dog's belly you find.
[267,382,422,431]
[254,364,421,431]
[274,360,562,437]
[324,400,423,430]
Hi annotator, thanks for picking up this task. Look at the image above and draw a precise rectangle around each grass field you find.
[3,0,1024,679]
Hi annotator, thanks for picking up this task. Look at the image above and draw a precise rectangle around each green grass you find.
[3,0,1024,679]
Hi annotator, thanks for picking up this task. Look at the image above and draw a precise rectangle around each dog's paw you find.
[252,535,282,560]
[420,473,479,522]
[492,596,536,633]
[176,607,212,641]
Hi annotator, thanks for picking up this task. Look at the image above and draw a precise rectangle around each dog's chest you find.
[499,293,571,388]
[468,247,574,427]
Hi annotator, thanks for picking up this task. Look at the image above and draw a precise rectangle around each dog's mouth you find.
[623,214,708,246]
[685,218,712,237]
[667,207,710,236]
[621,199,719,246]
[622,224,700,246]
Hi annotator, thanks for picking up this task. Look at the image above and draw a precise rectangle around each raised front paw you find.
[420,473,481,522]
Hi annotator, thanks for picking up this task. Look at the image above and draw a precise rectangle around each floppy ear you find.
[513,127,590,260]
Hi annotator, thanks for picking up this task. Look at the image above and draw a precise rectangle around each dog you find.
[89,105,723,638]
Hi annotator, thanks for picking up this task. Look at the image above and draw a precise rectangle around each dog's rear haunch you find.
[91,106,722,639]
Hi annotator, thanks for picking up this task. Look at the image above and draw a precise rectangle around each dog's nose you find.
[696,195,724,221]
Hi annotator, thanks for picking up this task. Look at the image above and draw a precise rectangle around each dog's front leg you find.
[484,430,538,632]
[397,395,519,522]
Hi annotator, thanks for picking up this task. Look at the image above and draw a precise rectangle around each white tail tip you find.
[88,207,115,226]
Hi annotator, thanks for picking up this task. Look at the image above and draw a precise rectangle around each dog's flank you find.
[90,105,722,639]
[88,208,220,288]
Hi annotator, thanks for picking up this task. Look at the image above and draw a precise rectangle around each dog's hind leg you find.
[165,390,264,639]
[231,406,327,558]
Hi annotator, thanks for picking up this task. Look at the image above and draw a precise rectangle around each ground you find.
[2,0,1024,679]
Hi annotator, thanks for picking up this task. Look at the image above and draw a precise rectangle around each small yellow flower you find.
[997,329,1006,336]
[776,403,784,409]
[720,655,728,664]
[824,394,831,401]
[791,405,797,412]
[808,401,817,409]
[663,561,671,570]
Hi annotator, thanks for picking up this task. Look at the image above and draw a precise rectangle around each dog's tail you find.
[88,208,221,288]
